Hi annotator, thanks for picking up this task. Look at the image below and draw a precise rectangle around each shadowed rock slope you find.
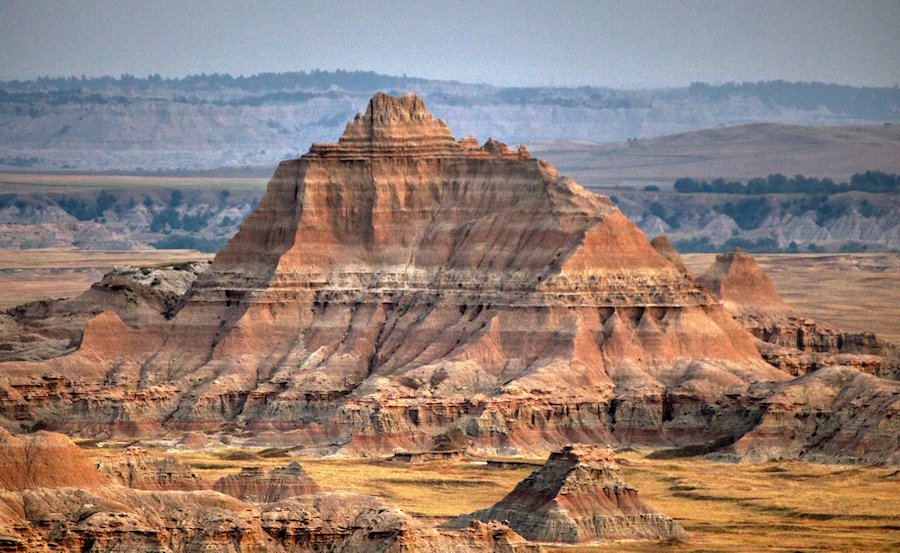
[450,444,684,544]
[0,262,208,362]
[0,93,895,464]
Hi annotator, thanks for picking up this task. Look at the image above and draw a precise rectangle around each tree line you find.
[673,171,899,195]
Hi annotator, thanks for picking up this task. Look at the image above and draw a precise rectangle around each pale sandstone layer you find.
[450,444,685,543]
[0,93,895,464]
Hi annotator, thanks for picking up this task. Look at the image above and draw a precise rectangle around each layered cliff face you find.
[451,444,684,543]
[0,92,835,456]
[698,249,898,379]
[709,367,900,465]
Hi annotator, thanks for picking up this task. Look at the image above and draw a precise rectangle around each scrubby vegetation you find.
[688,80,900,121]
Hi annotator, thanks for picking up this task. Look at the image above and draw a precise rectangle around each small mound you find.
[175,431,210,450]
[213,462,321,503]
[449,444,685,544]
[0,428,106,490]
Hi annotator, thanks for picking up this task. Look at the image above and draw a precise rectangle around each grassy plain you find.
[683,253,900,344]
[81,445,900,552]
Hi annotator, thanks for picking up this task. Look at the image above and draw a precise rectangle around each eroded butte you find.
[0,92,897,464]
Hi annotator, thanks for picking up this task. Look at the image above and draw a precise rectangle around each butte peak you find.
[359,91,434,125]
[310,91,533,159]
[329,91,457,152]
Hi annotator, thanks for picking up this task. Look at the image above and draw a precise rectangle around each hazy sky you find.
[1,0,898,88]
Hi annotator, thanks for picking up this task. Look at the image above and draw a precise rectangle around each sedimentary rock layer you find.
[96,446,204,491]
[0,431,539,552]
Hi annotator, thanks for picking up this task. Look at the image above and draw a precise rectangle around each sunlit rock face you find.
[1,93,791,454]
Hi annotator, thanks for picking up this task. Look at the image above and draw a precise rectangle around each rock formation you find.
[0,262,208,362]
[0,92,787,454]
[698,249,898,379]
[709,367,900,465]
[450,444,684,543]
[213,462,320,502]
[0,427,106,490]
[261,491,541,552]
[0,430,539,552]
[649,235,688,275]
[0,93,896,466]
[96,446,204,491]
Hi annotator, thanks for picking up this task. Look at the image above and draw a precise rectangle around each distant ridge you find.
[1,72,897,171]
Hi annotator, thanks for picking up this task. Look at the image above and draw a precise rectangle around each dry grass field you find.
[80,444,900,552]
[683,253,900,344]
[0,249,213,309]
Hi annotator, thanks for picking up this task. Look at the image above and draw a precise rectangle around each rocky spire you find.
[213,462,321,503]
[304,92,461,157]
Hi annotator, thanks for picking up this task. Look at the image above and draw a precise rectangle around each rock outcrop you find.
[698,249,899,379]
[0,428,106,490]
[96,446,204,491]
[0,431,538,552]
[450,444,684,544]
[709,367,900,465]
[0,262,208,362]
[213,462,320,502]
[261,491,541,552]
[650,235,688,275]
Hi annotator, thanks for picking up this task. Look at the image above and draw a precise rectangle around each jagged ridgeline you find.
[0,93,897,464]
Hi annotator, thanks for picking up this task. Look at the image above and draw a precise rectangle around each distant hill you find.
[534,123,900,185]
[1,71,898,171]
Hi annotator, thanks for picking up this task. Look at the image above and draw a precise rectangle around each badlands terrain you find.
[0,93,897,551]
